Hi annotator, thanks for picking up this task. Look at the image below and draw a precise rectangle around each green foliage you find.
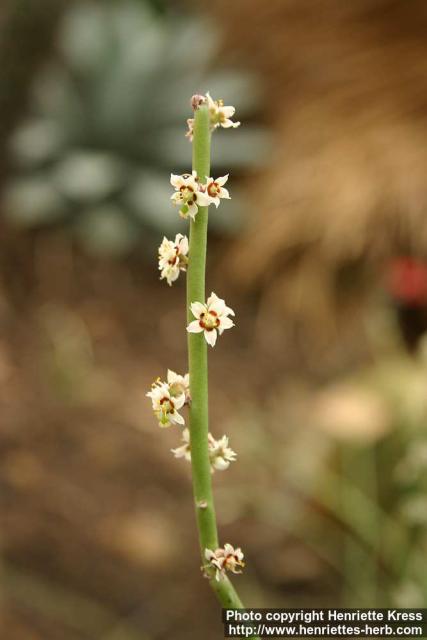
[293,350,427,605]
[3,0,268,256]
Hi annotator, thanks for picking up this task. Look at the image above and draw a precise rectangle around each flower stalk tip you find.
[191,94,206,111]
[186,92,240,140]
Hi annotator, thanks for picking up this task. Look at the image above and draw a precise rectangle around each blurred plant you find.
[277,339,427,607]
[2,0,268,256]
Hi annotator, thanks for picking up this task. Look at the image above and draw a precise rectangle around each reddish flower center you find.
[199,310,220,331]
[207,182,220,197]
[168,249,179,266]
[180,185,195,203]
[160,397,175,413]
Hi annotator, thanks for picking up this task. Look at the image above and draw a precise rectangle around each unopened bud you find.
[191,94,206,111]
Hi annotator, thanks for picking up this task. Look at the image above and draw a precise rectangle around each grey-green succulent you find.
[3,0,269,256]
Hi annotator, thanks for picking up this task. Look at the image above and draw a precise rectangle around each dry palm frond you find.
[206,0,427,365]
[210,0,427,282]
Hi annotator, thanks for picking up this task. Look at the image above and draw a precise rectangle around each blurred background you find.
[1,0,427,637]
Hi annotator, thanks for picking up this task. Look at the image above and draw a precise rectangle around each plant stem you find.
[187,105,217,553]
[187,105,257,631]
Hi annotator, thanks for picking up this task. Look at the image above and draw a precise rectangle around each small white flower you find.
[172,429,236,473]
[146,380,185,428]
[206,92,240,130]
[205,175,230,208]
[204,544,245,581]
[187,292,235,347]
[170,171,211,220]
[171,427,191,461]
[208,434,237,472]
[167,369,190,404]
[158,234,189,286]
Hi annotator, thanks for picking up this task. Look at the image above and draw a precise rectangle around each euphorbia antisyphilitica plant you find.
[147,94,258,632]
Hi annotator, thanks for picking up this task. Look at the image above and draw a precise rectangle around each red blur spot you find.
[388,257,427,305]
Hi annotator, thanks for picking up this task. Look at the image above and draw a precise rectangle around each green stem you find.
[187,105,217,553]
[187,105,257,632]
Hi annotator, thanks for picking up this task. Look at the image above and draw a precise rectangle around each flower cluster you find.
[170,171,230,220]
[187,292,235,347]
[204,544,245,581]
[186,92,240,140]
[172,428,237,473]
[146,370,190,427]
[158,233,189,286]
[208,433,237,471]
[170,171,210,220]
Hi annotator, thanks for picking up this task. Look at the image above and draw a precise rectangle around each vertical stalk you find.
[187,105,217,553]
[187,106,258,627]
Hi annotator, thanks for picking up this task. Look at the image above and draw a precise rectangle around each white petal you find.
[216,174,229,186]
[162,266,180,285]
[187,202,198,220]
[204,329,217,347]
[207,293,226,315]
[172,411,185,425]
[174,393,186,410]
[190,301,206,318]
[235,546,243,557]
[219,316,234,332]
[186,175,199,190]
[214,458,230,471]
[224,305,235,316]
[167,369,178,384]
[187,320,203,333]
[222,119,240,129]
[170,173,183,188]
[178,235,189,255]
[219,187,230,199]
[205,92,216,109]
[196,191,211,207]
[221,107,235,118]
